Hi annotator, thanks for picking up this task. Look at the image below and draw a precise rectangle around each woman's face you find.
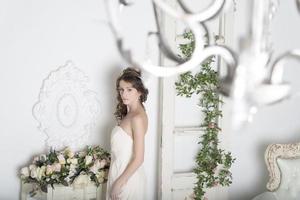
[118,80,141,106]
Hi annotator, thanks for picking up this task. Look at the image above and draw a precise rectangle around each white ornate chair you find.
[252,143,300,200]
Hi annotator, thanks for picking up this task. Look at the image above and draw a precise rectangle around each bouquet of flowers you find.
[20,146,110,196]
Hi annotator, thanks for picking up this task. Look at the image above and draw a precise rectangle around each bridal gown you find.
[106,126,146,200]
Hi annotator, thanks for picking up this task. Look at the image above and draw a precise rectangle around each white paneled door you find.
[158,0,235,199]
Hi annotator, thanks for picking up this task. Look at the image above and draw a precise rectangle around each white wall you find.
[0,0,159,199]
[2,0,300,199]
[226,0,300,200]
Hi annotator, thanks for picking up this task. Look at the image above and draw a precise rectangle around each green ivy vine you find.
[175,30,235,200]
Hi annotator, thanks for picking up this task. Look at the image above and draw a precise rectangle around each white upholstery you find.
[252,192,277,200]
[252,143,300,200]
[274,158,300,200]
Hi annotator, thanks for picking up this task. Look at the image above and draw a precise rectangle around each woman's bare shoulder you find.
[130,112,148,132]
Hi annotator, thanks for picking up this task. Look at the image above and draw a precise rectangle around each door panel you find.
[158,0,235,199]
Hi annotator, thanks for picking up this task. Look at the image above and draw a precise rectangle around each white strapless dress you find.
[106,126,146,200]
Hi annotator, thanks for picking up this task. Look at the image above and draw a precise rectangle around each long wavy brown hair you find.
[114,67,149,122]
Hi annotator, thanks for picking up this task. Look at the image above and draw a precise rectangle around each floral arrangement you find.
[20,146,110,196]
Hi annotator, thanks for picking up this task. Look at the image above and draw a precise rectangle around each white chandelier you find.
[105,0,300,129]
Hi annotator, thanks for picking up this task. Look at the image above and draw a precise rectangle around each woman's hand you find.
[110,179,124,200]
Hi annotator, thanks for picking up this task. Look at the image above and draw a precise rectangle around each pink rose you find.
[53,163,61,172]
[46,165,53,175]
[99,159,107,168]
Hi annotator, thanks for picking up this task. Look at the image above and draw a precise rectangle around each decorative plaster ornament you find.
[33,61,101,150]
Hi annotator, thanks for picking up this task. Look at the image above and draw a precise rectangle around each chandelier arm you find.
[216,45,237,97]
[156,32,186,63]
[107,0,236,78]
[119,0,133,6]
[153,0,227,22]
[200,22,210,45]
[138,2,206,76]
[150,24,210,64]
[176,0,194,14]
[140,45,236,77]
[116,39,134,64]
[105,0,123,39]
[152,2,185,63]
[214,45,237,78]
[296,0,300,12]
[184,0,226,22]
[152,0,182,19]
[269,50,300,84]
[105,0,137,65]
[109,0,203,74]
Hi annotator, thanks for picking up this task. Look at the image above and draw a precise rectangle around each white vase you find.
[21,182,105,200]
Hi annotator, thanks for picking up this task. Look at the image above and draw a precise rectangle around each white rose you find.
[85,156,93,166]
[67,158,78,165]
[96,171,105,183]
[57,154,66,165]
[30,166,37,178]
[79,151,86,158]
[30,168,37,178]
[71,158,78,165]
[37,166,46,180]
[20,167,29,177]
[39,154,47,162]
[29,164,36,170]
[67,151,74,158]
[97,176,104,183]
[69,164,77,174]
[64,147,74,158]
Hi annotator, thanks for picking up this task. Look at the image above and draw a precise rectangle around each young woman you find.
[106,67,148,200]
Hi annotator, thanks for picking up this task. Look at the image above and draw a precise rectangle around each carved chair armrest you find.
[265,143,300,191]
